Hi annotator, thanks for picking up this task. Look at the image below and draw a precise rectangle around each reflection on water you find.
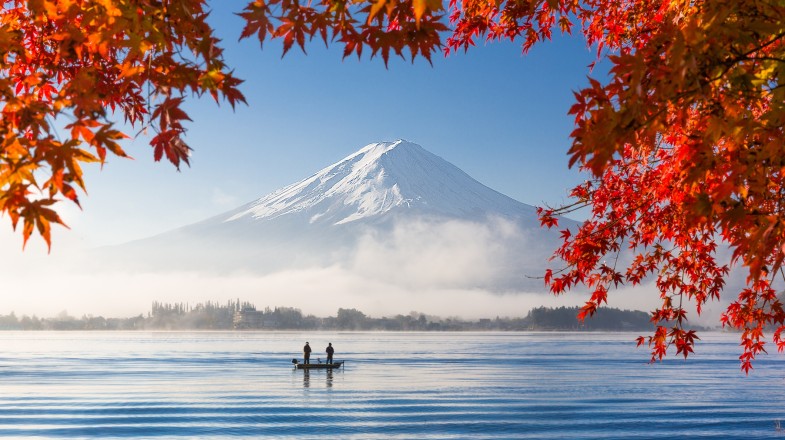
[298,365,338,389]
[0,331,783,439]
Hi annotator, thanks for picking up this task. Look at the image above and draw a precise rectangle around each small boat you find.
[292,359,343,369]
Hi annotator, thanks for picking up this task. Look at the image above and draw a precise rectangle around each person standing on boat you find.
[326,343,334,364]
[303,342,312,364]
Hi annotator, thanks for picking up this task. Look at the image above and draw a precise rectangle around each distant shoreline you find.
[0,302,710,332]
[0,328,719,332]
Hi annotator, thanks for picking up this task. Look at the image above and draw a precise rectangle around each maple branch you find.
[730,31,785,63]
[547,199,590,215]
[766,84,785,93]
[746,56,785,64]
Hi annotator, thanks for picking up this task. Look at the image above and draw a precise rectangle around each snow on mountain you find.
[222,139,537,226]
[103,140,574,292]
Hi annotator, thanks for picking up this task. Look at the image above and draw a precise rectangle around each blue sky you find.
[40,4,596,248]
[0,4,628,318]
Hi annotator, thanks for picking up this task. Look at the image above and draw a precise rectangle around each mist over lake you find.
[0,331,783,439]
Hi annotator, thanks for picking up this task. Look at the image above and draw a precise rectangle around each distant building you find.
[233,307,265,329]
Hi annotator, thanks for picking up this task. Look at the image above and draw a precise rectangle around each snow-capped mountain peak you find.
[102,139,567,293]
[225,139,532,226]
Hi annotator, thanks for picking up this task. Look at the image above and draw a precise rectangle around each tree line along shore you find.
[0,300,664,331]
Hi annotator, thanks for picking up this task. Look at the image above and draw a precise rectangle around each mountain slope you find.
[221,139,538,226]
[104,140,574,291]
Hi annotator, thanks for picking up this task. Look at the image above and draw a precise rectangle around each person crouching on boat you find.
[303,342,312,364]
[326,343,334,364]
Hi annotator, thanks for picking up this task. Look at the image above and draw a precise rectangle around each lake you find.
[0,331,783,439]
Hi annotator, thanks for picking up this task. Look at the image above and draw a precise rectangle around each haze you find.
[0,5,705,322]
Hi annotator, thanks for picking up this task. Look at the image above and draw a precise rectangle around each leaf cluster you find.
[537,0,785,372]
[0,0,245,248]
[239,0,448,65]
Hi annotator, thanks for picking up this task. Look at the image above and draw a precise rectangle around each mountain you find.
[223,140,538,225]
[105,140,576,291]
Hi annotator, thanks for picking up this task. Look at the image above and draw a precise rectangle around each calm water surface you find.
[0,331,784,439]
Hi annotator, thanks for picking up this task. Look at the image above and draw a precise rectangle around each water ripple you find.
[0,331,783,439]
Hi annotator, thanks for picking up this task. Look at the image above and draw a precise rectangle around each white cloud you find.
[0,262,583,319]
[0,214,737,325]
[348,216,551,290]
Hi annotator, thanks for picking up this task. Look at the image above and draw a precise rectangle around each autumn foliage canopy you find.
[0,0,245,247]
[2,0,785,371]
